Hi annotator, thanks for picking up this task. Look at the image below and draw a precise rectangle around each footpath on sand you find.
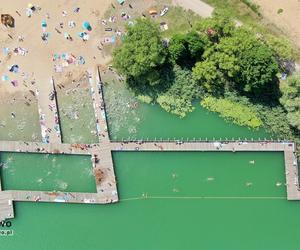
[172,0,214,18]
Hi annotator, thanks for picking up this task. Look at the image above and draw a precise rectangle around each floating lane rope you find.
[120,195,286,202]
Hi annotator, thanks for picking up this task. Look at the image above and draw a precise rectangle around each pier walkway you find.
[88,68,110,143]
[0,66,299,221]
[36,76,61,144]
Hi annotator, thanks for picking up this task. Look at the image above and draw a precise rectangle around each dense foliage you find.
[263,35,294,73]
[168,31,207,66]
[157,67,196,117]
[192,28,279,98]
[280,74,300,131]
[113,18,167,86]
[195,12,235,43]
[200,96,262,128]
[237,42,279,95]
[192,60,224,94]
[112,12,299,154]
[168,34,188,64]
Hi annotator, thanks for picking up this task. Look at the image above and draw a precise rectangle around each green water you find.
[103,74,270,141]
[1,78,300,249]
[109,103,270,141]
[56,87,98,144]
[0,153,96,193]
[0,99,41,142]
[2,151,300,250]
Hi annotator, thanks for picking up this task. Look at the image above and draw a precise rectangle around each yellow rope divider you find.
[120,195,286,202]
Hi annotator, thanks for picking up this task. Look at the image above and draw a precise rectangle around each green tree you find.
[192,60,225,94]
[168,31,206,65]
[263,35,294,72]
[168,33,188,63]
[203,29,254,78]
[193,28,279,97]
[280,74,300,131]
[113,18,167,85]
[196,11,235,43]
[237,43,279,95]
[185,31,206,60]
[263,35,293,61]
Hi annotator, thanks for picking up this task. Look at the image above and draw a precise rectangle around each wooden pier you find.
[36,76,62,144]
[0,66,299,222]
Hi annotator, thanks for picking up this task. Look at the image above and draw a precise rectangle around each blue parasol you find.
[82,21,92,31]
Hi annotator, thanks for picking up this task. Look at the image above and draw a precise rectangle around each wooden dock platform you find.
[0,66,299,222]
[0,192,14,221]
[36,76,61,144]
[88,68,110,143]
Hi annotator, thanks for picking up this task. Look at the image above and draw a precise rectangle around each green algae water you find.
[1,79,299,249]
[108,103,270,140]
[2,151,300,250]
[0,98,41,142]
[0,153,96,193]
[103,75,270,141]
[56,87,98,144]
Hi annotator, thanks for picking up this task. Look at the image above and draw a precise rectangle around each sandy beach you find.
[0,0,117,143]
[253,0,300,48]
[0,0,113,97]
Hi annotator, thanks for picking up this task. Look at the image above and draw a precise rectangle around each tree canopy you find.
[112,14,292,118]
[113,18,167,85]
[237,43,279,95]
[192,60,224,94]
[263,35,294,73]
[168,33,189,64]
[280,74,300,131]
[168,31,207,66]
[195,11,235,43]
[192,28,279,97]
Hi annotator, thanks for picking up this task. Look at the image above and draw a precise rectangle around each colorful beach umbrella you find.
[1,75,8,81]
[41,20,47,28]
[82,21,92,31]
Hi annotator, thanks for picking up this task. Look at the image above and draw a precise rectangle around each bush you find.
[277,9,284,14]
[137,95,153,104]
[157,66,197,118]
[157,95,195,118]
[280,74,300,131]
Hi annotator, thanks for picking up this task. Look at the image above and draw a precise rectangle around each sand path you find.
[172,0,214,18]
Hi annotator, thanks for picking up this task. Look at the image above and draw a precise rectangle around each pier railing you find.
[112,138,296,144]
